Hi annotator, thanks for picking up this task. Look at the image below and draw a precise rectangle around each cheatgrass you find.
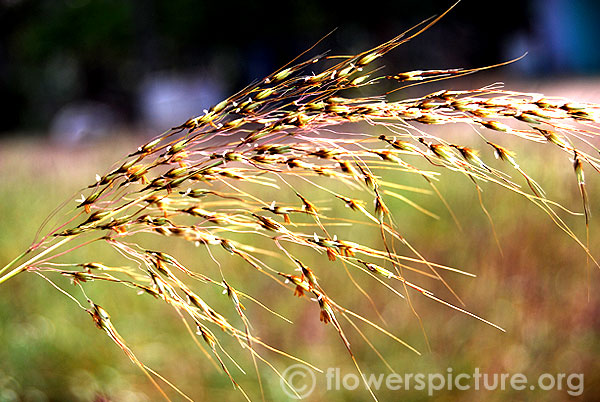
[1,5,599,401]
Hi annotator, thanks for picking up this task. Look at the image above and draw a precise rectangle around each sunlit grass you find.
[0,131,597,401]
[1,9,600,399]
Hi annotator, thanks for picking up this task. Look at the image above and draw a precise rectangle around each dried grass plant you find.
[1,4,599,401]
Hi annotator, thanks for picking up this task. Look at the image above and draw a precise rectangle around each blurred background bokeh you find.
[3,0,600,140]
[1,0,600,401]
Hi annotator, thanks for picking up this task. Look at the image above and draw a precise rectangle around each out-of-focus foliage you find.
[8,0,600,133]
[0,132,598,401]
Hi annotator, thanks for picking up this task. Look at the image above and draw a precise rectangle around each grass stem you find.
[0,237,73,285]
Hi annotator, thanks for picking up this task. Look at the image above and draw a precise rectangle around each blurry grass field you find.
[1,118,599,402]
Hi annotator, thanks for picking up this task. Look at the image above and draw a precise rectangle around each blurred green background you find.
[1,122,599,401]
[3,0,600,137]
[2,0,600,401]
